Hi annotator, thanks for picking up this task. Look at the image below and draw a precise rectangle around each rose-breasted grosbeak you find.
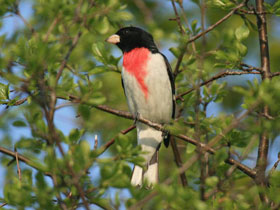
[106,27,175,186]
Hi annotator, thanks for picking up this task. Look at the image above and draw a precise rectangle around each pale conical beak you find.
[105,34,120,44]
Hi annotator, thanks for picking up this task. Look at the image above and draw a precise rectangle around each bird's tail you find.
[131,123,163,187]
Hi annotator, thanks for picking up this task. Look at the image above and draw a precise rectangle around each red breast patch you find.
[123,47,150,99]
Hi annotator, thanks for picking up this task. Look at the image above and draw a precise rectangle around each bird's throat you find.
[123,47,150,99]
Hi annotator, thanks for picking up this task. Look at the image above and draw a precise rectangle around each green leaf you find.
[78,105,91,120]
[88,95,106,105]
[186,54,196,65]
[235,24,250,41]
[191,19,198,33]
[92,42,106,63]
[0,83,9,100]
[69,128,85,143]
[169,47,180,58]
[116,11,133,21]
[205,176,219,187]
[5,83,9,100]
[15,138,44,152]
[12,120,27,127]
[96,17,110,35]
[236,42,248,56]
[88,66,107,75]
[186,144,196,154]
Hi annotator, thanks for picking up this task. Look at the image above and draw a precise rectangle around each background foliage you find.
[0,0,280,209]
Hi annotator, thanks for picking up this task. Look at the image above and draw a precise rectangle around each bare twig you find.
[94,135,98,150]
[44,15,61,42]
[270,72,280,78]
[255,0,271,204]
[238,9,271,15]
[171,0,185,34]
[0,203,7,208]
[166,1,189,183]
[51,175,68,210]
[3,69,280,108]
[55,31,82,84]
[99,125,136,154]
[55,102,73,110]
[0,94,258,182]
[206,135,258,199]
[16,10,36,35]
[0,146,51,176]
[170,137,188,186]
[269,152,280,175]
[128,101,259,210]
[173,1,246,75]
[240,62,263,72]
[225,158,256,178]
[176,70,261,100]
[15,149,21,181]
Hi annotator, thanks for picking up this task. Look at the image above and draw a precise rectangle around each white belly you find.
[122,53,173,123]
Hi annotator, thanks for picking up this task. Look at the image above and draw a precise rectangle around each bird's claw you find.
[133,112,140,125]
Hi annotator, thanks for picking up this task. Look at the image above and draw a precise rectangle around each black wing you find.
[121,77,127,97]
[160,53,176,147]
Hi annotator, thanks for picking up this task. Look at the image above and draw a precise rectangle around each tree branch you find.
[98,125,136,155]
[3,69,280,107]
[176,70,261,100]
[0,146,51,176]
[55,31,82,84]
[0,96,258,183]
[44,15,61,42]
[171,0,185,34]
[255,0,271,204]
[225,158,256,178]
[128,101,259,209]
[269,152,280,175]
[170,137,188,186]
[15,10,36,35]
[173,1,246,75]
[15,149,21,181]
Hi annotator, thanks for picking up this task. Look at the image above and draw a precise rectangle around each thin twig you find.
[269,152,280,175]
[99,125,136,154]
[94,135,98,150]
[240,62,263,72]
[3,69,280,108]
[44,15,61,42]
[55,102,73,110]
[173,1,246,75]
[0,203,7,208]
[238,9,271,15]
[206,135,258,199]
[55,31,82,84]
[176,70,261,100]
[0,146,51,176]
[128,101,259,209]
[255,0,271,204]
[171,0,185,34]
[16,11,36,35]
[170,137,188,186]
[15,149,21,181]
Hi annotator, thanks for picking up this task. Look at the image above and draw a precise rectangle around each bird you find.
[106,26,175,187]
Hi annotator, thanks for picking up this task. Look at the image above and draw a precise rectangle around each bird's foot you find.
[133,112,140,125]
